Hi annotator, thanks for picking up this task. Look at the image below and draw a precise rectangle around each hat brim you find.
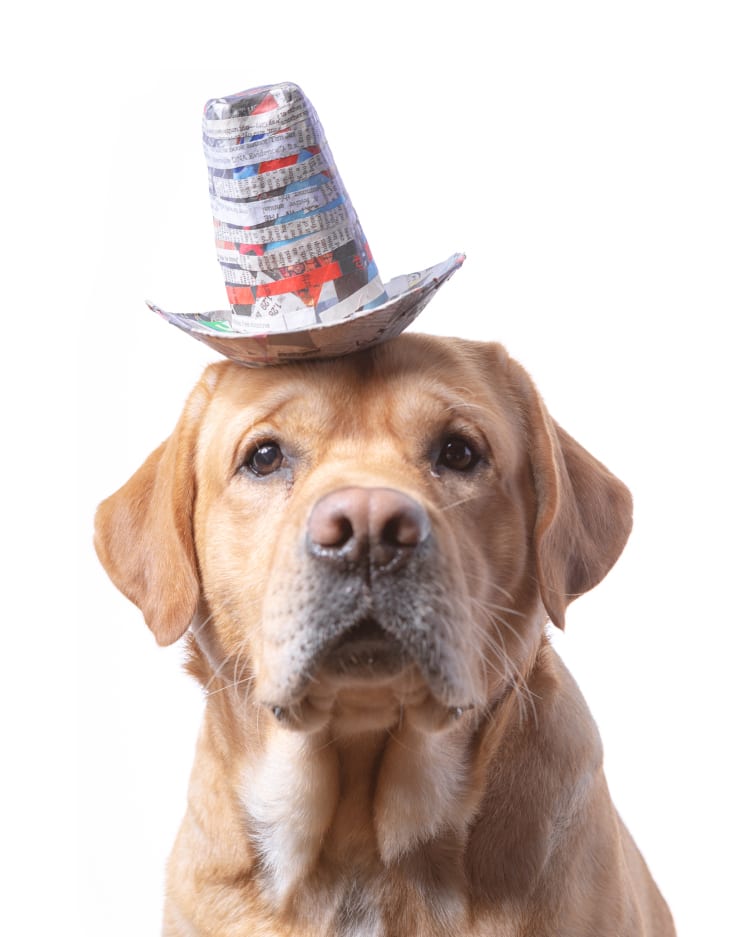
[148,253,464,367]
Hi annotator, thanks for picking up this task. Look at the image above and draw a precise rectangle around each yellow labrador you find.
[95,335,675,936]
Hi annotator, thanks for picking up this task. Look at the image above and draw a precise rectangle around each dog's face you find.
[192,337,534,736]
[95,335,632,738]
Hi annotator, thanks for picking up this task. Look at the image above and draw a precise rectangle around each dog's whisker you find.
[460,597,540,729]
[439,494,485,511]
[190,611,215,639]
[471,601,530,647]
[385,726,421,757]
[205,674,255,698]
[468,595,526,618]
[462,571,516,602]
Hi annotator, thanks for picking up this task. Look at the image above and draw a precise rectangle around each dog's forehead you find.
[198,335,522,463]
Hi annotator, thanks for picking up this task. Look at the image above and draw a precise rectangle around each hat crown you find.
[202,82,385,333]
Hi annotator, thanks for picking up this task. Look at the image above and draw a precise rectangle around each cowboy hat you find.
[150,81,463,366]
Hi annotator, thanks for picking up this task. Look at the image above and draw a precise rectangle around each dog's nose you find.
[307,487,430,569]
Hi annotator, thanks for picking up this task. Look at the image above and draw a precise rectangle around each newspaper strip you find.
[208,179,339,227]
[213,202,350,246]
[203,124,318,169]
[209,151,326,199]
[203,97,309,139]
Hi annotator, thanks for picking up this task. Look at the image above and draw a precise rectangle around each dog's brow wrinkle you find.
[442,400,490,417]
[437,384,493,409]
[247,388,302,422]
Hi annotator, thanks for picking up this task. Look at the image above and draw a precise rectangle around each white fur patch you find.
[240,729,338,905]
[374,717,473,864]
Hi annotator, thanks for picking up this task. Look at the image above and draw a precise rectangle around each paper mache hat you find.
[148,81,464,366]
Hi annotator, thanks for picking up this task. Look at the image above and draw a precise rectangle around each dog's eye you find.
[246,441,284,477]
[437,436,480,472]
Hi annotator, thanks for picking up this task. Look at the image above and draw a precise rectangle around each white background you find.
[2,1,748,934]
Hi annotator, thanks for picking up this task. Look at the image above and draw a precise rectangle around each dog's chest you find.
[238,730,474,936]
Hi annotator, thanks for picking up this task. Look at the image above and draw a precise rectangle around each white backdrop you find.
[4,2,748,934]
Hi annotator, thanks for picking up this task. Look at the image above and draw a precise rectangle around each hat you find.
[148,82,464,367]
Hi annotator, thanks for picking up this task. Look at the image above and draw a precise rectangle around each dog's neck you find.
[179,610,596,935]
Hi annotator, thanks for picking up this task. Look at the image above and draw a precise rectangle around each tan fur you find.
[95,335,675,936]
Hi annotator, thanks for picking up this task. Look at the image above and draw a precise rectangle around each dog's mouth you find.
[316,617,406,679]
[261,614,477,733]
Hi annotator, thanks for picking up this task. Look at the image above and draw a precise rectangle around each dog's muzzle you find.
[258,484,476,724]
[304,486,430,676]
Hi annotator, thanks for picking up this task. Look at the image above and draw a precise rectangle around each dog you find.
[95,334,675,936]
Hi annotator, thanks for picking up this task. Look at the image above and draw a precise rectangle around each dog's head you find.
[95,335,631,735]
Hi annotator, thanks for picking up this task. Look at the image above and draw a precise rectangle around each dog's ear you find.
[507,356,633,629]
[94,365,223,646]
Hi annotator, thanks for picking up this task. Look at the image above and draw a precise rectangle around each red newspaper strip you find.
[223,238,367,284]
[226,259,342,305]
[217,224,354,273]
